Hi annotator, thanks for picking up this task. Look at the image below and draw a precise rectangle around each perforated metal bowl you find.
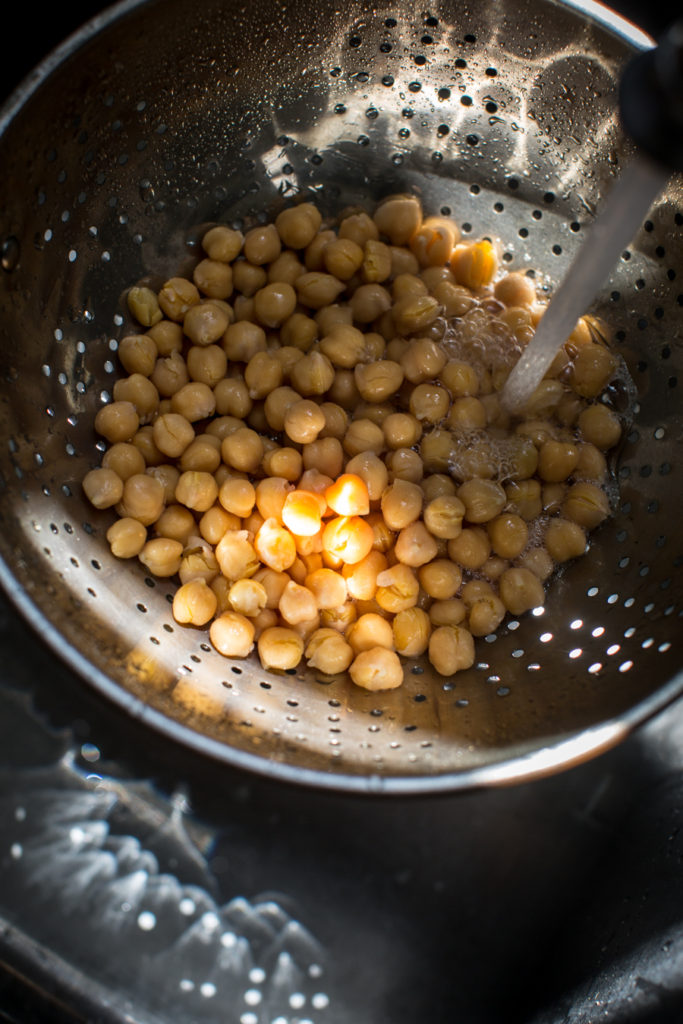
[0,0,681,793]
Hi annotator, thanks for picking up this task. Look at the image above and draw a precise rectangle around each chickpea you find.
[282,399,325,445]
[83,467,124,509]
[505,479,543,521]
[210,611,256,658]
[409,383,450,424]
[305,629,354,674]
[146,319,183,356]
[185,345,226,388]
[342,549,387,601]
[174,470,218,513]
[578,404,622,450]
[243,350,284,400]
[158,277,200,322]
[487,513,529,559]
[117,334,157,377]
[349,283,392,324]
[394,521,439,567]
[323,238,364,280]
[420,427,456,473]
[468,595,506,637]
[418,559,462,600]
[303,229,335,271]
[456,479,506,524]
[315,303,353,334]
[212,378,250,420]
[480,556,508,582]
[431,280,477,318]
[94,401,139,443]
[389,607,430,658]
[133,426,165,467]
[301,568,345,609]
[542,482,567,515]
[537,440,580,483]
[268,251,305,287]
[521,379,564,418]
[440,360,479,398]
[498,567,545,615]
[183,300,231,347]
[289,351,335,396]
[107,517,147,558]
[281,489,323,536]
[389,448,426,484]
[152,413,194,459]
[322,515,374,565]
[562,481,610,529]
[392,294,441,336]
[215,529,260,581]
[295,271,345,309]
[344,452,388,503]
[222,320,267,361]
[375,563,419,613]
[448,527,491,570]
[379,478,421,531]
[319,601,357,632]
[339,210,379,247]
[383,412,422,450]
[392,273,428,302]
[254,518,297,572]
[253,282,297,328]
[420,473,456,502]
[494,271,536,307]
[127,285,162,327]
[101,442,146,482]
[517,546,554,582]
[347,613,394,654]
[319,324,367,369]
[319,402,349,441]
[545,518,587,563]
[354,360,404,403]
[362,239,392,283]
[217,477,255,518]
[221,427,263,474]
[570,343,616,398]
[302,437,344,478]
[349,647,404,690]
[410,216,459,267]
[277,579,317,626]
[138,537,183,577]
[275,203,322,250]
[172,579,218,627]
[151,350,189,397]
[117,473,165,526]
[258,626,304,671]
[255,477,292,521]
[199,505,235,545]
[323,474,368,518]
[515,419,556,449]
[373,194,422,245]
[343,418,385,458]
[253,566,290,609]
[428,625,475,676]
[429,599,467,627]
[450,240,498,290]
[448,396,487,432]
[202,224,244,262]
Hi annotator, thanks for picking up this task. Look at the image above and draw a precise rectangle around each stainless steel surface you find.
[0,0,681,791]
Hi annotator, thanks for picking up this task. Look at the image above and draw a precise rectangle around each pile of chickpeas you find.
[82,193,623,691]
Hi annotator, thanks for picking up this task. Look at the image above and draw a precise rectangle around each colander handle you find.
[619,20,683,170]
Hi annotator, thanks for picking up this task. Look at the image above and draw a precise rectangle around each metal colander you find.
[0,0,681,794]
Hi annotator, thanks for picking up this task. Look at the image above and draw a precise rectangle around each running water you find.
[501,154,669,413]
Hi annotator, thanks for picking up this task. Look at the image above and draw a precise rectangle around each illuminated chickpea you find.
[210,611,255,658]
[429,599,467,627]
[448,397,487,432]
[343,418,385,458]
[448,527,491,570]
[373,194,422,245]
[127,285,163,327]
[517,546,554,582]
[281,490,323,537]
[349,283,392,324]
[302,437,344,478]
[322,515,374,565]
[253,518,296,572]
[323,238,364,280]
[450,240,498,290]
[487,513,529,559]
[107,517,147,558]
[468,594,506,637]
[428,625,475,676]
[133,426,165,466]
[251,282,297,328]
[94,401,139,443]
[275,203,322,250]
[375,563,419,613]
[202,224,244,262]
[409,384,450,424]
[420,474,456,502]
[418,559,462,600]
[545,518,587,563]
[221,427,264,474]
[578,404,622,450]
[138,537,183,577]
[305,629,354,674]
[199,505,235,545]
[537,440,580,483]
[83,467,124,509]
[410,215,459,267]
[178,543,219,587]
[494,271,536,307]
[152,413,194,459]
[295,271,345,309]
[158,277,200,322]
[322,474,368,518]
[342,453,387,504]
[289,351,335,396]
[151,350,189,398]
[118,473,165,526]
[505,479,543,521]
[394,521,439,567]
[222,320,267,362]
[456,479,506,524]
[174,470,218,513]
[319,324,367,368]
[562,481,611,529]
[258,626,304,670]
